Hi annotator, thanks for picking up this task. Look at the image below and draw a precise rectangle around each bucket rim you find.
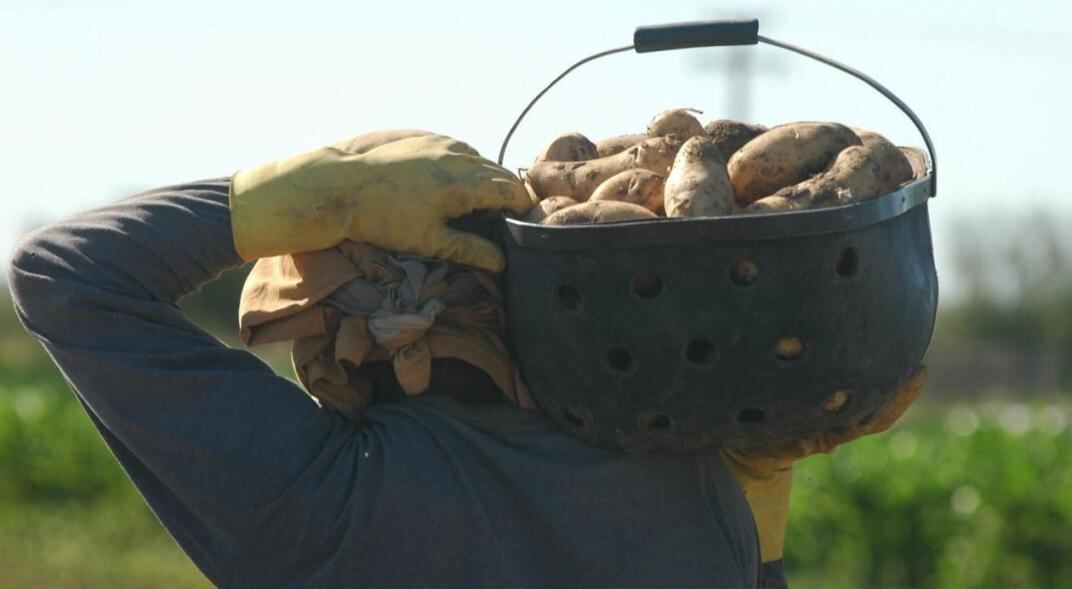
[502,174,932,251]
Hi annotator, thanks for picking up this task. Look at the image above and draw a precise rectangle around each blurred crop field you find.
[3,211,1072,589]
[0,294,212,589]
[787,402,1072,588]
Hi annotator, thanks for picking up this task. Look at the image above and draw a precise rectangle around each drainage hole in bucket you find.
[562,406,586,428]
[775,337,805,362]
[641,413,674,431]
[823,389,852,413]
[631,272,663,299]
[738,408,765,424]
[554,284,584,313]
[730,259,760,286]
[684,339,717,366]
[835,247,859,278]
[605,348,635,374]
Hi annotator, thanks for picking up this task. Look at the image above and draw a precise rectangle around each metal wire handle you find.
[497,19,937,197]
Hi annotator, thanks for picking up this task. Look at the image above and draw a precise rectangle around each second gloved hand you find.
[722,366,927,564]
[230,130,535,271]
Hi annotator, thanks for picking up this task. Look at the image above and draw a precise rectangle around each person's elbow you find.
[7,223,76,335]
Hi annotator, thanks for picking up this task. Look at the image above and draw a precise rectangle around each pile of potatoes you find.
[522,108,927,225]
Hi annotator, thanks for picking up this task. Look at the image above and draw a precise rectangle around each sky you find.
[2,0,1070,300]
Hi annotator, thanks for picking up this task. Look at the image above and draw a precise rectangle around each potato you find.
[703,119,767,162]
[595,133,648,158]
[727,122,861,205]
[852,128,914,193]
[648,108,705,139]
[521,196,579,223]
[589,169,665,214]
[769,145,884,208]
[535,132,598,162]
[900,146,929,180]
[663,136,734,218]
[542,200,657,225]
[526,135,685,201]
[743,195,807,214]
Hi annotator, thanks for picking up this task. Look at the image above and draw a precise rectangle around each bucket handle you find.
[497,19,937,197]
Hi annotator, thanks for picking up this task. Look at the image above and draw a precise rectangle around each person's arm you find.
[7,179,351,585]
[8,131,532,585]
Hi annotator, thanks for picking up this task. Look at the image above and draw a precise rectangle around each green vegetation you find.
[787,401,1072,588]
[0,297,209,588]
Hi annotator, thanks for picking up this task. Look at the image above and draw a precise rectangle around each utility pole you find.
[692,14,783,122]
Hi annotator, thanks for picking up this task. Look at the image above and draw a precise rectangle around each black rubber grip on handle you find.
[634,19,759,53]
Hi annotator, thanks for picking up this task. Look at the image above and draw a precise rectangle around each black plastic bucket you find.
[496,19,938,451]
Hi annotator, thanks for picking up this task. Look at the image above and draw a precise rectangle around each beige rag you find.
[239,241,534,423]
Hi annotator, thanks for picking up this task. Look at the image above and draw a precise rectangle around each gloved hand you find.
[230,130,534,271]
[722,366,927,563]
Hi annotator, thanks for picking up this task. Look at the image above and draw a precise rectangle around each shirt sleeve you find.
[6,179,358,585]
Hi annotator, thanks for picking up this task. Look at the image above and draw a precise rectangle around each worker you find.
[7,130,923,588]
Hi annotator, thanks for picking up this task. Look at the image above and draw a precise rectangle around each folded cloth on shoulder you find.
[239,241,534,423]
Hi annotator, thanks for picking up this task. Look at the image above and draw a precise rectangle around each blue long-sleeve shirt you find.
[7,179,771,588]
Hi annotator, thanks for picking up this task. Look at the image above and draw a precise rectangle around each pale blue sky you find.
[2,0,1070,299]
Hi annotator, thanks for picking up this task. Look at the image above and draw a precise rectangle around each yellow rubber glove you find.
[230,130,534,272]
[722,366,927,563]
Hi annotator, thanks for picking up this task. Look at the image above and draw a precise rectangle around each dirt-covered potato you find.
[727,122,861,205]
[768,145,884,208]
[541,200,657,225]
[663,136,734,218]
[704,119,767,162]
[589,169,665,214]
[648,108,705,139]
[595,133,648,158]
[521,196,579,223]
[744,195,807,214]
[535,132,598,162]
[899,146,929,180]
[853,128,914,193]
[526,135,685,201]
